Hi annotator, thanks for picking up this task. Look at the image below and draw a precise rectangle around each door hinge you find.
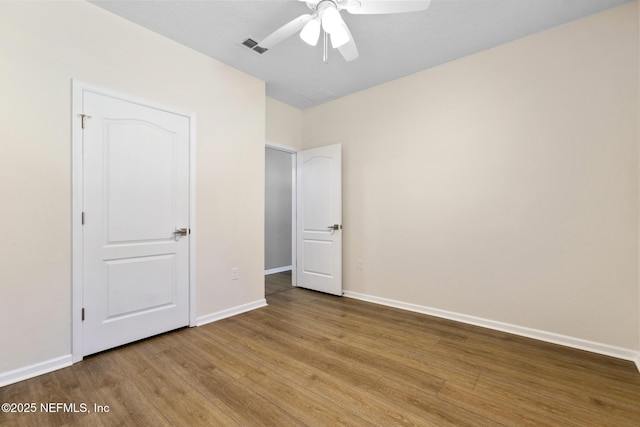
[81,212,85,225]
[79,114,92,130]
[81,308,85,321]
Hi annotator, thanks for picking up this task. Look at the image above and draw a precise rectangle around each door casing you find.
[71,80,197,363]
[265,141,298,288]
[264,141,343,295]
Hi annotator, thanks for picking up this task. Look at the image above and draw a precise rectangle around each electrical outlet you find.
[231,267,239,280]
[357,259,364,270]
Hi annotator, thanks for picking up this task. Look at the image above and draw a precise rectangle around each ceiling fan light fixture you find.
[300,17,321,46]
[321,6,342,33]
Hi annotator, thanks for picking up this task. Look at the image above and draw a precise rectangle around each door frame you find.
[71,80,197,363]
[265,141,298,288]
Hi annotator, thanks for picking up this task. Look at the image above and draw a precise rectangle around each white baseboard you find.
[344,291,640,371]
[196,299,267,326]
[0,300,268,388]
[265,265,293,275]
[0,355,72,388]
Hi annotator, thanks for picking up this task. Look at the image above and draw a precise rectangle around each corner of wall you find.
[265,97,304,151]
[637,0,640,362]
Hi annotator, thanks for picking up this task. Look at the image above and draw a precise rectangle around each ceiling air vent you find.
[300,87,336,103]
[240,36,268,55]
[253,45,268,54]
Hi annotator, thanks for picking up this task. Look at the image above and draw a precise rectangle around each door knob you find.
[327,224,342,231]
[174,227,190,240]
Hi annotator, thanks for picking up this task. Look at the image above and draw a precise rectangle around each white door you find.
[296,144,342,296]
[82,90,190,356]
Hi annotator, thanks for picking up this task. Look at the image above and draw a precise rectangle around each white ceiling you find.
[91,0,631,110]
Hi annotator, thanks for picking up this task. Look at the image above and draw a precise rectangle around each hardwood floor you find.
[2,274,639,426]
[265,270,292,296]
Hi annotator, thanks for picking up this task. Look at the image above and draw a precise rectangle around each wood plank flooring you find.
[265,270,293,296]
[1,272,639,426]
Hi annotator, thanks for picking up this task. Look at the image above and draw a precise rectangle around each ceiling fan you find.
[257,0,432,62]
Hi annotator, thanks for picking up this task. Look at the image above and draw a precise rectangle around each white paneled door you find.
[81,90,190,356]
[296,144,342,296]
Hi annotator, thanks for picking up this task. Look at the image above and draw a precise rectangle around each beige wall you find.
[266,97,303,150]
[0,1,265,373]
[303,3,639,350]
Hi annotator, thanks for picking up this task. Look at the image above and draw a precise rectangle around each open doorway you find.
[265,142,343,297]
[265,145,296,296]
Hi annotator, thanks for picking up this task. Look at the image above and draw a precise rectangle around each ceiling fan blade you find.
[345,0,431,15]
[259,14,313,49]
[337,22,359,62]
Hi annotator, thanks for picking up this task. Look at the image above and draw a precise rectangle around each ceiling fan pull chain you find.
[323,29,329,63]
